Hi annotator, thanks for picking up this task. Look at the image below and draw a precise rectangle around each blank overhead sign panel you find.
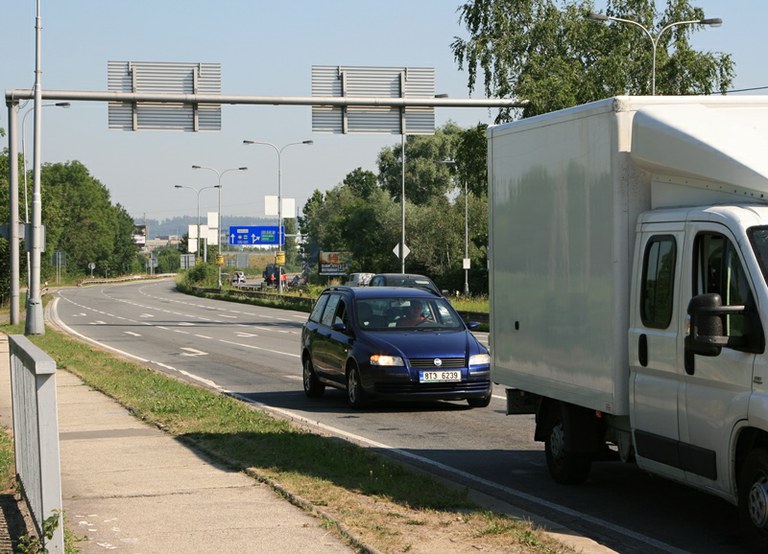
[311,65,435,135]
[107,61,222,131]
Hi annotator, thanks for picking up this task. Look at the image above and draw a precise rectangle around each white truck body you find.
[488,96,768,544]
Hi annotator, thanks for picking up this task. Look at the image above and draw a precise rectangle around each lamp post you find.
[174,184,220,263]
[243,139,313,294]
[20,102,70,293]
[441,159,470,296]
[587,12,722,95]
[191,165,248,288]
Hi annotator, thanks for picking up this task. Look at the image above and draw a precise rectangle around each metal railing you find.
[8,335,64,552]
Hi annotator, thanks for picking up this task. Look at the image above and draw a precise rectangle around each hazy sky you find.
[2,1,764,223]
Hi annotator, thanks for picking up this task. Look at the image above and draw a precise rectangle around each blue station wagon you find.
[301,286,492,408]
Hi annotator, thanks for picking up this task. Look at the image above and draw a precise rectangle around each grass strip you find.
[2,322,571,553]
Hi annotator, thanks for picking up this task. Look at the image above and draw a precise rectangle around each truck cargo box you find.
[488,96,768,416]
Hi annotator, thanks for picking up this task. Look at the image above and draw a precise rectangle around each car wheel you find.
[303,357,325,398]
[544,407,591,485]
[346,365,366,409]
[738,448,768,551]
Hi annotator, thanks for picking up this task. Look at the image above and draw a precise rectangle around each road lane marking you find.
[124,331,141,337]
[219,339,300,358]
[179,347,207,357]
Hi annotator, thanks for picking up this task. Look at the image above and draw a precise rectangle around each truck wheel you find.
[346,365,367,409]
[738,448,768,550]
[302,357,325,398]
[544,412,591,485]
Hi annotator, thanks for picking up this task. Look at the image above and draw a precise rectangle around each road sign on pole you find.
[393,242,410,260]
[229,225,284,246]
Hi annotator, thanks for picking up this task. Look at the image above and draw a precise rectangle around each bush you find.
[181,263,218,288]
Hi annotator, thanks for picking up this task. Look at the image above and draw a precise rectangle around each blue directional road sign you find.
[229,225,284,246]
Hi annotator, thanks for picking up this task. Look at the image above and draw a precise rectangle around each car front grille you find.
[408,357,465,368]
[374,381,489,394]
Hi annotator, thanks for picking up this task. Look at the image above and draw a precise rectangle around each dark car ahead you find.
[369,273,443,296]
[300,286,491,409]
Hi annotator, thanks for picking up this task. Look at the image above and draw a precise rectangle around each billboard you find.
[318,251,352,276]
[132,224,147,247]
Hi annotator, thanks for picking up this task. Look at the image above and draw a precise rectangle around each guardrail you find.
[8,335,64,552]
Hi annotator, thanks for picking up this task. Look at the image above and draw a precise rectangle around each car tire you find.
[303,357,325,398]
[346,365,366,409]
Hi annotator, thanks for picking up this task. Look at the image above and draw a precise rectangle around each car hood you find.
[359,329,484,358]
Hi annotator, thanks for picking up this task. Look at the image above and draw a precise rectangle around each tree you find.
[377,123,464,204]
[451,0,735,119]
[155,245,182,274]
[38,161,141,279]
[343,167,378,198]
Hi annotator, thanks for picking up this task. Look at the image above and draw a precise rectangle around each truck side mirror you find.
[686,293,728,357]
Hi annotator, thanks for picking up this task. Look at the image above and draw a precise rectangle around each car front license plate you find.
[419,370,461,383]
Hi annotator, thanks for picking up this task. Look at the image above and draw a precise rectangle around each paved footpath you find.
[0,333,355,553]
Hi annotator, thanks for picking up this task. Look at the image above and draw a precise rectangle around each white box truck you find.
[488,96,768,547]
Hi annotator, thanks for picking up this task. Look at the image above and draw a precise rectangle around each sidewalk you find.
[0,333,355,553]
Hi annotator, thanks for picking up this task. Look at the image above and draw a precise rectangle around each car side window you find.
[320,294,341,327]
[334,299,348,328]
[309,294,329,323]
[370,276,382,286]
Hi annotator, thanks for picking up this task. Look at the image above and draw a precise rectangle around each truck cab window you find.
[694,233,752,337]
[641,236,676,329]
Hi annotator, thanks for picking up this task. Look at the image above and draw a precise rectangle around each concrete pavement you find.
[0,333,356,553]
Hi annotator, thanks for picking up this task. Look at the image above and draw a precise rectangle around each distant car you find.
[346,272,374,287]
[369,273,443,296]
[300,286,491,409]
[231,271,246,284]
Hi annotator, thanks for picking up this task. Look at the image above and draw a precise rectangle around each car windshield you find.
[355,297,464,331]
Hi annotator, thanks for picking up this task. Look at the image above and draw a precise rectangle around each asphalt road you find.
[49,279,752,553]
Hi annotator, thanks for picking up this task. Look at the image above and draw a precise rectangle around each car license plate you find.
[419,370,461,383]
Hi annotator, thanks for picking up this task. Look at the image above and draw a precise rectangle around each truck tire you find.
[544,409,592,485]
[738,448,768,551]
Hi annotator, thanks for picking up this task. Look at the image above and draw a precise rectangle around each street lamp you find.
[441,159,470,296]
[242,139,313,294]
[587,12,722,95]
[191,165,248,288]
[174,184,220,263]
[20,102,70,292]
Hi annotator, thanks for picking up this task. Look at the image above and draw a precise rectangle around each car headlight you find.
[469,353,491,366]
[370,354,404,366]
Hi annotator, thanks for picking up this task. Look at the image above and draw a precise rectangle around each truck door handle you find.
[638,334,648,367]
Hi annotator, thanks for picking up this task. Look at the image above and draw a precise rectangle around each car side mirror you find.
[332,322,347,333]
[466,321,480,331]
